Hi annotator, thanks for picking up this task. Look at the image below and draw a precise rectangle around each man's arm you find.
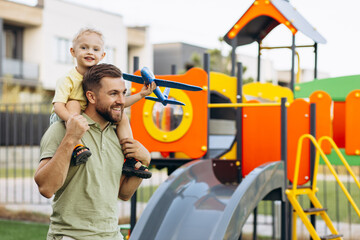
[118,138,151,200]
[124,82,156,108]
[34,114,89,198]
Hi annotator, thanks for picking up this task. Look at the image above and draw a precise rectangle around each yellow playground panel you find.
[210,72,294,103]
[243,82,294,103]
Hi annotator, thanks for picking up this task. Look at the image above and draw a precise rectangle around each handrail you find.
[315,136,360,189]
[293,134,360,218]
[315,136,360,218]
[292,134,319,191]
[208,103,282,108]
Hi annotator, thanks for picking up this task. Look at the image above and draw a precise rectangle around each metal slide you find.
[130,160,285,240]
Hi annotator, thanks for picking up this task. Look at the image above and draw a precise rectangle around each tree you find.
[184,37,253,84]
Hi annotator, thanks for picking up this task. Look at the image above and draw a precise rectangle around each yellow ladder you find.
[286,134,345,240]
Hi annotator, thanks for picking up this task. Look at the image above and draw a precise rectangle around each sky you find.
[13,0,360,78]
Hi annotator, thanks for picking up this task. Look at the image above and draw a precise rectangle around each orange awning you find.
[224,0,326,47]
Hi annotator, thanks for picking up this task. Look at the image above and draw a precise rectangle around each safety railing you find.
[208,102,282,108]
[293,134,360,218]
[315,136,360,218]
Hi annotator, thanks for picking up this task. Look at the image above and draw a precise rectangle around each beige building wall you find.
[237,54,278,84]
[23,27,42,68]
[127,26,153,73]
[0,0,42,26]
[277,69,329,84]
[1,0,154,97]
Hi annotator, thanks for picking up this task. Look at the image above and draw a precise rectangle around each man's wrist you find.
[63,133,80,147]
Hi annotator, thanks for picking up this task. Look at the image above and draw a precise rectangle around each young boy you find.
[51,28,155,178]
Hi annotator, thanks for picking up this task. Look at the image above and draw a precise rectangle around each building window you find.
[4,29,17,59]
[3,25,23,60]
[55,37,72,64]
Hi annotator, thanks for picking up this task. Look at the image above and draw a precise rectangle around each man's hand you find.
[118,138,150,200]
[34,114,89,198]
[65,114,89,141]
[120,138,151,167]
[139,82,157,98]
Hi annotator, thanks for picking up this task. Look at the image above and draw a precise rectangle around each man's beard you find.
[95,103,124,123]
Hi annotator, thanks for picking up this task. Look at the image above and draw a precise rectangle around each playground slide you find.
[130,160,285,240]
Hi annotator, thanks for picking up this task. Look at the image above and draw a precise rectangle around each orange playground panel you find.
[310,91,332,154]
[130,68,208,159]
[242,100,281,176]
[287,99,310,185]
[345,90,360,155]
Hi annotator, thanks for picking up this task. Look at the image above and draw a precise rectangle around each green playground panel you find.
[295,75,360,101]
[320,148,360,166]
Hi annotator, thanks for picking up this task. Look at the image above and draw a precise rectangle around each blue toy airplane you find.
[122,67,202,106]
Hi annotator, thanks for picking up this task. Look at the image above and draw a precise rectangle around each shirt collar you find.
[69,67,83,82]
[82,113,113,131]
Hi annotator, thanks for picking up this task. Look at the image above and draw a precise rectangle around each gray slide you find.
[130,160,285,240]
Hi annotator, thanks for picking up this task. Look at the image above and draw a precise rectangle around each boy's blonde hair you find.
[72,28,104,47]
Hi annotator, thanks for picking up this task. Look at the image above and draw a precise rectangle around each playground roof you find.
[224,0,326,47]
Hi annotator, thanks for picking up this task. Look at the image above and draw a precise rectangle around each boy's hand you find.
[139,82,156,98]
[120,138,151,167]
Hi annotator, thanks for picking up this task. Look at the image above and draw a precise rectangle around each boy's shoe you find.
[122,158,152,179]
[72,144,92,166]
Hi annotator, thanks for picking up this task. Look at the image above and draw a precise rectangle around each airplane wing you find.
[123,72,202,92]
[154,79,203,91]
[122,73,144,84]
[145,96,185,106]
[164,99,185,106]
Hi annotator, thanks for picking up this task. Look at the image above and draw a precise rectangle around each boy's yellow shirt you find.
[52,67,87,111]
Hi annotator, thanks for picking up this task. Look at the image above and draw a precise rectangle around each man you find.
[34,63,151,240]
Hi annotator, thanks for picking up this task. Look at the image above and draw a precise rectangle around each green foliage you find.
[183,37,253,83]
[207,48,228,74]
[243,77,254,85]
[190,53,202,68]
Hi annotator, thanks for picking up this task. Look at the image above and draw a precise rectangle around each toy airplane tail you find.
[145,96,185,106]
[163,87,170,99]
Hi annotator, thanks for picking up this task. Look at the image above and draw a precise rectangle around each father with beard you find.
[34,63,150,240]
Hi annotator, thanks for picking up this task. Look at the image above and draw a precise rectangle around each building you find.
[153,42,208,75]
[277,69,330,87]
[0,0,152,103]
[237,54,278,84]
[153,42,279,85]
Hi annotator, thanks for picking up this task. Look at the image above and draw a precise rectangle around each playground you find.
[1,0,360,240]
[125,0,360,239]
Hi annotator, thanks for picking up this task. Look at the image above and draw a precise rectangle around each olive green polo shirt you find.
[40,113,124,240]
